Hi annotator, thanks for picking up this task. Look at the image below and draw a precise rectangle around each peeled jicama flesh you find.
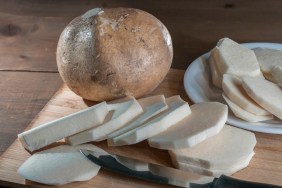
[168,125,256,170]
[112,95,191,146]
[18,102,108,152]
[271,66,282,87]
[18,144,108,185]
[222,74,270,116]
[67,96,143,145]
[208,52,223,88]
[222,94,273,122]
[242,76,282,119]
[211,38,261,78]
[148,102,228,150]
[108,95,168,146]
[253,48,282,80]
[171,151,254,177]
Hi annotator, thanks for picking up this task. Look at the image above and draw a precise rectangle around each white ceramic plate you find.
[184,42,282,134]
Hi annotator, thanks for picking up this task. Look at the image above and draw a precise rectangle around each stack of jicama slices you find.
[168,125,256,177]
[18,92,257,185]
[147,101,256,178]
[209,38,282,122]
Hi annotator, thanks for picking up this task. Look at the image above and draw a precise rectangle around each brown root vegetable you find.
[57,8,173,101]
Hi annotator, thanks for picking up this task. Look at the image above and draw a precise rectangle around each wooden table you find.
[1,0,282,187]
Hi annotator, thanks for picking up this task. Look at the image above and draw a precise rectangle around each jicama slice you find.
[253,48,282,80]
[222,74,270,116]
[114,155,214,186]
[211,38,261,78]
[242,76,282,119]
[112,95,191,146]
[18,144,108,185]
[222,94,273,122]
[208,52,222,88]
[67,96,143,145]
[172,152,254,177]
[168,125,256,170]
[148,102,227,150]
[18,102,108,152]
[108,95,168,146]
[272,66,282,87]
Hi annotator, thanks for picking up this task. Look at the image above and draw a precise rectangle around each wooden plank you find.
[0,12,69,72]
[0,69,281,187]
[1,0,282,70]
[0,72,62,154]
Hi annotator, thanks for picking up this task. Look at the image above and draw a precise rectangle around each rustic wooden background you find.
[1,0,282,160]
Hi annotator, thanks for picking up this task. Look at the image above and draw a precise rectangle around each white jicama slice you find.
[112,95,191,146]
[272,66,282,87]
[169,125,256,170]
[148,102,227,150]
[222,94,273,122]
[211,38,261,77]
[172,152,254,178]
[107,95,168,146]
[242,76,282,119]
[208,52,223,88]
[67,96,143,145]
[18,144,108,185]
[253,48,282,80]
[18,102,108,152]
[222,74,270,116]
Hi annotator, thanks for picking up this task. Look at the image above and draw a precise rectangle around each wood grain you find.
[1,0,282,70]
[0,12,69,72]
[0,72,62,154]
[0,69,281,187]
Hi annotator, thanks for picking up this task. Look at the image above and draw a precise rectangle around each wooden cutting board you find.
[0,69,282,187]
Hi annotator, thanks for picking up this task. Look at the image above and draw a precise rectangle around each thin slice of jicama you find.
[271,66,282,87]
[18,102,108,152]
[168,125,256,170]
[172,152,254,178]
[209,51,223,88]
[18,144,108,185]
[212,38,261,78]
[108,95,168,146]
[148,102,227,149]
[222,74,270,116]
[67,96,143,145]
[242,76,282,119]
[223,94,273,122]
[112,95,191,146]
[253,48,282,80]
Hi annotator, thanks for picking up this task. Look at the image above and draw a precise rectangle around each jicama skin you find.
[148,102,227,149]
[222,94,273,122]
[112,95,191,146]
[18,144,108,185]
[242,76,282,119]
[168,125,256,170]
[222,74,270,116]
[211,38,261,78]
[172,152,254,178]
[18,102,108,152]
[108,95,168,146]
[67,96,143,145]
